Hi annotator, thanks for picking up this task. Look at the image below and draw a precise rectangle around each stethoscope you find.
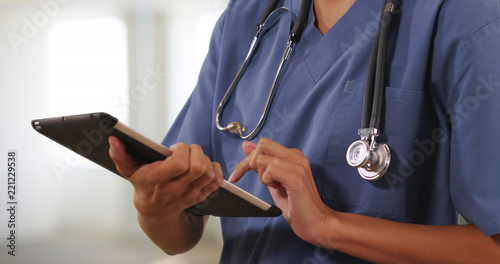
[215,0,312,140]
[215,0,398,181]
[346,0,397,180]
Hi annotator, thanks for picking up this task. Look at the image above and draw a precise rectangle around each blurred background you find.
[0,0,228,263]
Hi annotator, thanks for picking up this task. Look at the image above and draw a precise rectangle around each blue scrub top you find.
[163,0,500,263]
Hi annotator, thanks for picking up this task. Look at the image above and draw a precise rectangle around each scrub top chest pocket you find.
[321,80,437,222]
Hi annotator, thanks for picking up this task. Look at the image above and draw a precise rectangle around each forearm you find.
[320,211,500,263]
[138,211,207,255]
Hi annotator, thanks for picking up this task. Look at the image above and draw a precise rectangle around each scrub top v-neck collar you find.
[291,0,382,83]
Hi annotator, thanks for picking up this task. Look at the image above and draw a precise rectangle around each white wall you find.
[0,0,227,263]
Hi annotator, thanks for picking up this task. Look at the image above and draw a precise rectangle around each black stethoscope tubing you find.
[260,0,311,43]
[363,0,396,130]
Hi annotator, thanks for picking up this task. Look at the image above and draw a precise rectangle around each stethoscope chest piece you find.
[346,128,391,181]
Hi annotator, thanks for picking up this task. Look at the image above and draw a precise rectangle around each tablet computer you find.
[31,112,281,217]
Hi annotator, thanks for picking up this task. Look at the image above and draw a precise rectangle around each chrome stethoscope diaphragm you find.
[346,128,391,181]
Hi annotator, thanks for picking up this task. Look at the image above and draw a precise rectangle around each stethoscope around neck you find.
[215,0,312,140]
[215,0,398,181]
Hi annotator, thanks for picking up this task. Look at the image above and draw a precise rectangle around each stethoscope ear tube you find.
[371,0,395,129]
[361,13,381,129]
[362,0,395,129]
[290,0,311,42]
[258,0,281,27]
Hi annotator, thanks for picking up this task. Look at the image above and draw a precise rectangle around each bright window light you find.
[49,17,129,121]
[48,17,129,174]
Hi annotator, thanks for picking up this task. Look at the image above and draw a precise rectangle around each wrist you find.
[313,208,343,250]
[138,209,190,228]
[137,210,205,256]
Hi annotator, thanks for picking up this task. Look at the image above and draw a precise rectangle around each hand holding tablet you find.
[32,112,282,217]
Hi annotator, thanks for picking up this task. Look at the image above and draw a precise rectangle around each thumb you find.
[109,136,141,179]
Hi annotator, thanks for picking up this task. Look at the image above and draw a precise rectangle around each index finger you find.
[228,138,304,183]
[228,153,252,183]
[228,138,278,183]
[228,141,258,183]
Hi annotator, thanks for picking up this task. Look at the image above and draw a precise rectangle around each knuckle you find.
[207,168,216,181]
[195,194,207,205]
[291,148,304,155]
[256,154,267,167]
[148,172,166,186]
[300,157,310,168]
[261,172,272,185]
[117,165,136,179]
[249,158,258,171]
[203,182,217,196]
[129,164,154,183]
[267,156,279,167]
[190,160,207,175]
[216,175,224,185]
[298,166,309,178]
[186,189,204,205]
[171,159,189,175]
[190,143,202,150]
[259,137,271,145]
[176,142,189,149]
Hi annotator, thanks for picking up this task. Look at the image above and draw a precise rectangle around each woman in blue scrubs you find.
[110,0,500,263]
